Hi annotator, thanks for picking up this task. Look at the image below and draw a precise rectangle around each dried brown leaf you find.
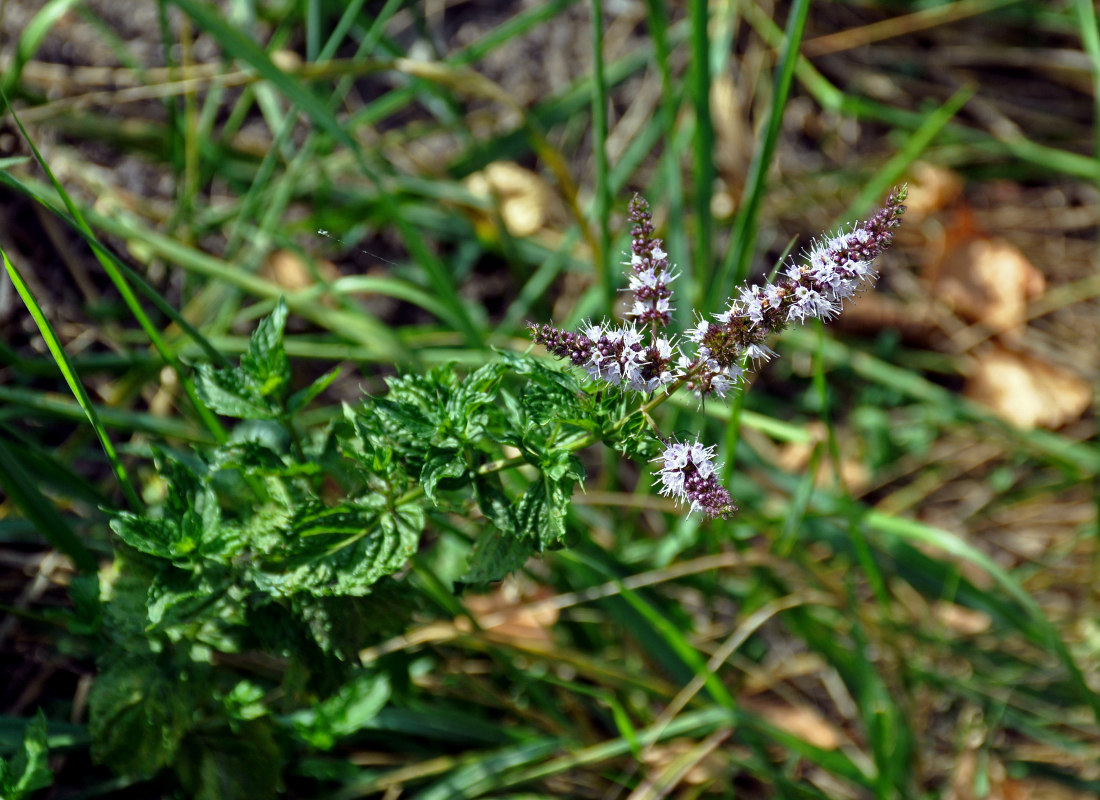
[739,696,841,750]
[464,584,558,644]
[964,344,1090,429]
[465,161,552,237]
[927,214,1045,336]
[933,600,992,635]
[905,161,964,221]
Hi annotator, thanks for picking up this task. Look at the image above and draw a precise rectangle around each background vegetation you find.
[0,0,1098,797]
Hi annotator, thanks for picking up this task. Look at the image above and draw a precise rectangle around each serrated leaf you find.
[196,363,277,420]
[420,450,468,505]
[521,379,585,428]
[496,350,583,393]
[369,396,438,441]
[177,719,282,800]
[240,298,290,397]
[541,449,584,484]
[0,709,52,800]
[250,501,424,597]
[474,475,517,534]
[460,530,537,584]
[446,362,507,441]
[516,476,573,548]
[110,479,222,564]
[89,653,202,774]
[212,438,288,474]
[147,565,229,628]
[110,514,179,559]
[289,671,391,750]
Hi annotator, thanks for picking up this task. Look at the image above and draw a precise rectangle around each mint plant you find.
[86,189,906,795]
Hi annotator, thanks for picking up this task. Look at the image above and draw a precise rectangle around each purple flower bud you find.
[529,322,593,366]
[625,194,676,328]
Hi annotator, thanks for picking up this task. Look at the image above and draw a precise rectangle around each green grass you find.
[1,0,1098,798]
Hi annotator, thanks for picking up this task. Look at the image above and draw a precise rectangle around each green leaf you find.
[516,475,574,548]
[473,474,518,534]
[289,671,391,750]
[250,501,424,597]
[240,298,290,398]
[0,710,52,800]
[369,395,438,443]
[445,362,508,441]
[461,530,538,584]
[166,0,360,154]
[196,363,278,420]
[420,450,468,505]
[176,720,282,800]
[109,459,222,564]
[89,653,202,775]
[196,300,292,419]
[109,515,179,559]
[147,566,229,629]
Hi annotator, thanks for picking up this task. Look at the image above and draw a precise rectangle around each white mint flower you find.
[686,320,710,343]
[653,439,735,519]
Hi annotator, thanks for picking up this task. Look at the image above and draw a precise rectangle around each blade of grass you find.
[0,0,84,102]
[560,548,736,709]
[0,107,229,440]
[843,86,974,220]
[0,169,231,369]
[1072,0,1100,611]
[688,0,714,305]
[741,0,1100,182]
[166,0,358,154]
[711,0,811,301]
[494,227,582,336]
[643,0,690,331]
[781,327,1100,476]
[1,247,140,509]
[0,386,213,442]
[0,423,111,510]
[0,434,98,572]
[81,205,412,361]
[866,510,1100,725]
[589,0,613,313]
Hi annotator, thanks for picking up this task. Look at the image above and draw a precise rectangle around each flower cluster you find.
[624,193,676,327]
[531,188,907,518]
[678,186,907,400]
[654,440,736,519]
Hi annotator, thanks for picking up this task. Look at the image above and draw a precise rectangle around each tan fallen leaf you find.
[465,161,553,237]
[933,600,992,636]
[739,696,841,750]
[926,212,1045,336]
[964,344,1090,429]
[261,249,339,292]
[463,584,558,644]
[904,161,963,222]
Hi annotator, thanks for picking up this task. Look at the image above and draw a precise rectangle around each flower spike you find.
[530,188,907,520]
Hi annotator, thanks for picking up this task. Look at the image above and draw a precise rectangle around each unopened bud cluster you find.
[532,188,907,518]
